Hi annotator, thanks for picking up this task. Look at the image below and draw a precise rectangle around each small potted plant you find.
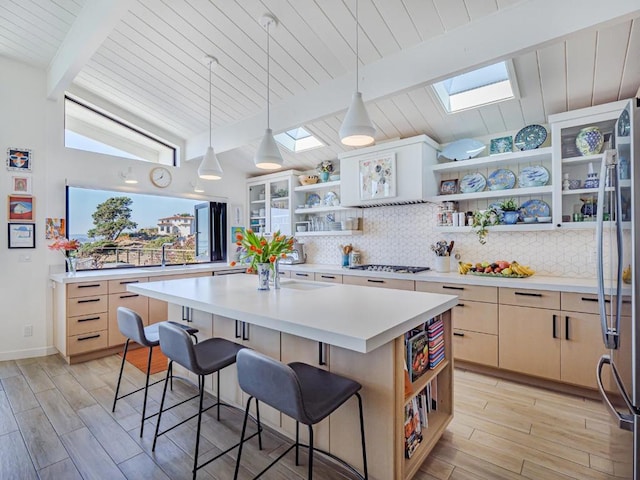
[499,198,521,225]
[317,160,334,182]
[471,207,499,245]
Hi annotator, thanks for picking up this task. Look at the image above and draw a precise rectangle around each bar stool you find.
[153,322,259,480]
[112,307,199,437]
[233,349,368,480]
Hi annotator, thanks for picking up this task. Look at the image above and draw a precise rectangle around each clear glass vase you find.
[66,257,77,275]
[256,263,270,290]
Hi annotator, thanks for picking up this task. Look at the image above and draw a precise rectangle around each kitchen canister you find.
[575,126,604,156]
[349,250,361,266]
[434,255,450,273]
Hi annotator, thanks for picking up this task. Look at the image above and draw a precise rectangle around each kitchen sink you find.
[279,281,332,291]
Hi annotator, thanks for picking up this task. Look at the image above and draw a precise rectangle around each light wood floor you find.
[0,354,633,479]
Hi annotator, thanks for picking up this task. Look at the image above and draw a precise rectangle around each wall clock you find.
[150,166,172,188]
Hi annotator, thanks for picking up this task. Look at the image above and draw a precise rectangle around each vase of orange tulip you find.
[231,229,294,290]
[49,237,80,275]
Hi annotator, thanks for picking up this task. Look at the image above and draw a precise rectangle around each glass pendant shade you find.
[255,128,283,170]
[339,91,375,146]
[198,146,223,180]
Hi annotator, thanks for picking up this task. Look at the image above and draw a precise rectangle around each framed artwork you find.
[489,136,513,155]
[7,148,31,171]
[45,218,66,239]
[8,223,35,249]
[440,179,458,195]
[11,176,31,194]
[8,195,35,222]
[359,153,397,200]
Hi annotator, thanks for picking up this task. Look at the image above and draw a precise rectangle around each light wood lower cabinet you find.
[453,329,498,367]
[343,275,414,290]
[108,292,149,347]
[314,272,343,283]
[560,311,608,388]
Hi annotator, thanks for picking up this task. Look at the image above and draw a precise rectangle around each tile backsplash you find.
[300,203,629,278]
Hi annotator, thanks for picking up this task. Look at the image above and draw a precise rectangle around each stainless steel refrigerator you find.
[596,97,639,479]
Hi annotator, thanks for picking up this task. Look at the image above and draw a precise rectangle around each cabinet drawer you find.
[416,282,497,303]
[67,330,108,355]
[277,270,291,279]
[291,271,313,280]
[67,313,108,337]
[343,275,414,291]
[499,287,560,309]
[67,281,108,298]
[108,293,149,347]
[108,277,148,294]
[561,292,631,316]
[67,295,108,317]
[453,301,498,335]
[314,272,343,284]
[453,330,498,367]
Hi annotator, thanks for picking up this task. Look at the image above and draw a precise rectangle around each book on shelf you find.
[407,331,429,382]
[404,398,423,458]
[427,318,445,368]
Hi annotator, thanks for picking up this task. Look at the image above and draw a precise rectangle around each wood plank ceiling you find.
[2,0,640,175]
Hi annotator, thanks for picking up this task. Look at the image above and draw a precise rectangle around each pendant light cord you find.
[208,59,212,147]
[266,20,271,130]
[355,0,359,92]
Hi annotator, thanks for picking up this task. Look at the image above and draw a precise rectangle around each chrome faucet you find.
[161,243,173,267]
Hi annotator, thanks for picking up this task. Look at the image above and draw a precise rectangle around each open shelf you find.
[435,223,555,233]
[404,359,449,404]
[561,153,604,165]
[559,221,631,230]
[403,410,451,480]
[431,185,553,202]
[295,205,352,214]
[432,147,552,173]
[294,180,341,192]
[295,230,362,237]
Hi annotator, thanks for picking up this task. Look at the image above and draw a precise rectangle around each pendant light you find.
[254,14,284,170]
[198,55,223,180]
[339,0,375,147]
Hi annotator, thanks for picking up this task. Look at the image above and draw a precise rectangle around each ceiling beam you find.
[186,0,640,160]
[46,0,130,100]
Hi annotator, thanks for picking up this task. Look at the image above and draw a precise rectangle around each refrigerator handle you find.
[613,160,624,319]
[596,354,635,431]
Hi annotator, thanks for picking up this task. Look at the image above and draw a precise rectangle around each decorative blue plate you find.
[438,138,486,161]
[618,109,631,137]
[518,165,550,187]
[487,169,516,190]
[323,191,339,206]
[490,136,513,155]
[520,199,550,219]
[306,193,321,207]
[514,124,547,150]
[459,172,486,193]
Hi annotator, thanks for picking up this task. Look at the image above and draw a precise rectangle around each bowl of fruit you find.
[458,260,534,278]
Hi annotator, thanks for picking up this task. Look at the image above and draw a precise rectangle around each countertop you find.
[127,274,458,353]
[279,263,630,295]
[49,263,245,284]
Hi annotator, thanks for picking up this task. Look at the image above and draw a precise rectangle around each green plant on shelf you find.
[471,207,499,245]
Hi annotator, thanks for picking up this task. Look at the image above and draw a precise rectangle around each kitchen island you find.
[128,274,458,480]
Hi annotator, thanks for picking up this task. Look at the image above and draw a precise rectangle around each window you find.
[66,186,226,271]
[432,61,519,113]
[64,97,176,165]
[274,127,325,153]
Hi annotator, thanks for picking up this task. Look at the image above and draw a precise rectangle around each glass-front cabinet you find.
[246,170,301,236]
[550,99,634,229]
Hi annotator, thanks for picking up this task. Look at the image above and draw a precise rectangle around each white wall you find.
[0,56,247,361]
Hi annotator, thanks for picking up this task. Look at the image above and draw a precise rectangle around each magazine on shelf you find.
[407,331,429,382]
[404,398,423,458]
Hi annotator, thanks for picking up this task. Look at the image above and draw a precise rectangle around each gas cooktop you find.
[348,264,430,274]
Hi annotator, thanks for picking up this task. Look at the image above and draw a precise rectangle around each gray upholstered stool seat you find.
[153,322,254,480]
[234,349,368,480]
[112,307,200,438]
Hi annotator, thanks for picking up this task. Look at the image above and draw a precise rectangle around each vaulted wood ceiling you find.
[2,0,640,175]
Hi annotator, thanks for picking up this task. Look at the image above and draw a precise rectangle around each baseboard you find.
[0,345,58,362]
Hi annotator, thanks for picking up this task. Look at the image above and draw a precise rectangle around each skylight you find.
[274,127,325,153]
[432,61,519,113]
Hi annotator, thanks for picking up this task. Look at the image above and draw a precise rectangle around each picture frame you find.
[45,217,66,239]
[11,175,31,194]
[439,179,458,195]
[359,153,397,200]
[8,223,35,249]
[8,195,35,222]
[7,148,31,171]
[489,136,513,155]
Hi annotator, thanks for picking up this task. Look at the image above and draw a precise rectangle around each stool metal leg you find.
[152,361,173,452]
[308,425,314,480]
[256,400,262,451]
[112,339,130,412]
[295,421,300,466]
[356,392,368,480]
[139,345,154,438]
[193,374,205,480]
[216,372,221,421]
[233,396,253,480]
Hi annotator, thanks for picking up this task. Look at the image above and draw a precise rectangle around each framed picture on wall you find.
[439,179,458,195]
[11,176,31,194]
[8,195,35,222]
[359,153,397,200]
[45,217,65,239]
[8,223,35,249]
[6,148,31,172]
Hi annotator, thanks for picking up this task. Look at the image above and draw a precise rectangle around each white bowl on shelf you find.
[537,216,552,223]
[523,217,536,224]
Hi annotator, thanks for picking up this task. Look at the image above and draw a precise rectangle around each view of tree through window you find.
[66,187,220,270]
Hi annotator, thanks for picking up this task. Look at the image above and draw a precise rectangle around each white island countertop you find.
[128,274,458,353]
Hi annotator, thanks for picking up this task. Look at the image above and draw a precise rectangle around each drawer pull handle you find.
[456,303,465,308]
[442,285,464,291]
[367,279,385,284]
[552,314,558,339]
[515,292,542,297]
[321,275,335,279]
[119,294,139,299]
[77,334,100,341]
[119,280,140,285]
[565,316,570,340]
[78,316,101,323]
[242,322,249,341]
[453,332,465,337]
[318,342,327,366]
[580,297,610,303]
[235,320,241,339]
[622,300,631,304]
[77,298,101,304]
[295,273,309,277]
[77,284,102,289]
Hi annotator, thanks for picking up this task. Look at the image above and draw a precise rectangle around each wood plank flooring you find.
[0,355,633,479]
